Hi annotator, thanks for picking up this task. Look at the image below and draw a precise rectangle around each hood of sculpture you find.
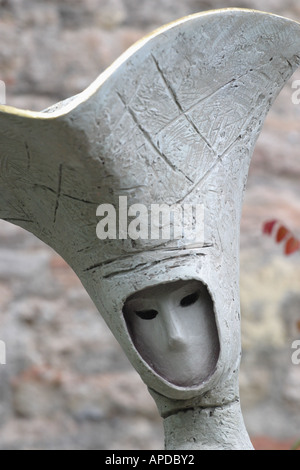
[1,9,300,402]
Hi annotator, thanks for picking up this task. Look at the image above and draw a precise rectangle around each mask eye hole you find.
[135,309,158,320]
[180,292,200,308]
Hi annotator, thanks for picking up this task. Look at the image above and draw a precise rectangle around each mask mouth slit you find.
[123,280,220,388]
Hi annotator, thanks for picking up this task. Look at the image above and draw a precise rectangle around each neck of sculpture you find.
[163,400,253,450]
[149,387,253,450]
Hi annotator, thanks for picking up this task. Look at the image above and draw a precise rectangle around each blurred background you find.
[0,0,300,450]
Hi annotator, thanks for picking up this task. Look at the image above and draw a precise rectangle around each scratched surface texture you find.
[0,0,300,450]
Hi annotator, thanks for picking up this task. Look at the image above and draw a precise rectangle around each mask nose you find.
[161,305,186,351]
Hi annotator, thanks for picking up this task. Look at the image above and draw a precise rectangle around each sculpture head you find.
[123,280,220,387]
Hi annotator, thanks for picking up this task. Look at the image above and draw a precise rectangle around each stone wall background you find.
[0,0,300,450]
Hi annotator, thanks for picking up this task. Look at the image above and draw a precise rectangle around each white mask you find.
[123,280,220,387]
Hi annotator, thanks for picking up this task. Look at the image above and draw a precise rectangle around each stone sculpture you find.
[1,8,300,450]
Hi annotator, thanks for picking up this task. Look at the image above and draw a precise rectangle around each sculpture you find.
[123,280,220,388]
[1,8,300,450]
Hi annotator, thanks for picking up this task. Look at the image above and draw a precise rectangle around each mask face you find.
[123,280,220,387]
